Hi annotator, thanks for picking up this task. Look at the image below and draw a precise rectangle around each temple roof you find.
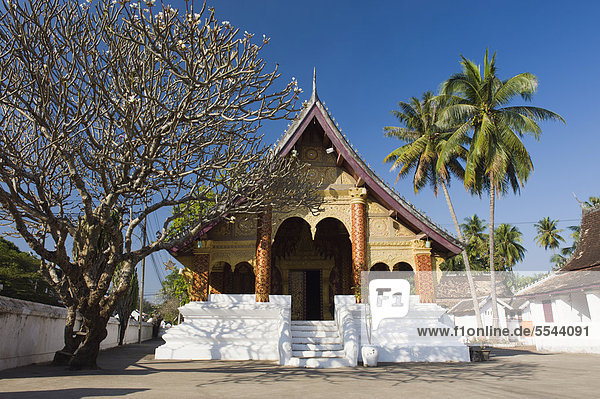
[512,205,600,298]
[514,268,600,298]
[273,71,463,256]
[562,205,600,271]
[172,73,464,256]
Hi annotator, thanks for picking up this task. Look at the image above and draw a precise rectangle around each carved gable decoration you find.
[272,78,463,257]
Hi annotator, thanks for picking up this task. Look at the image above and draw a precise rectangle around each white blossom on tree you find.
[0,0,319,369]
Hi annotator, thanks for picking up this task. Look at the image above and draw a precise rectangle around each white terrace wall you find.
[0,295,153,371]
[529,291,600,354]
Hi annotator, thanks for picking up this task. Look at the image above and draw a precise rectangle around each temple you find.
[155,72,469,367]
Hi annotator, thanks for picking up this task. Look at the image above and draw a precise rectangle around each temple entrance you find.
[289,269,323,320]
[273,217,351,320]
[305,270,322,320]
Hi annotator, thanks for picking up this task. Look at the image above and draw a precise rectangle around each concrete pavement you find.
[1,339,599,398]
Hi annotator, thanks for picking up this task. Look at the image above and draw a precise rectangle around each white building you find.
[515,205,600,353]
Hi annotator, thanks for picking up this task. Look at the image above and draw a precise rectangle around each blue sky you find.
[3,0,599,301]
[200,0,598,272]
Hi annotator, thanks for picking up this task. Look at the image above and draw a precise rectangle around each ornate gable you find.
[273,70,462,256]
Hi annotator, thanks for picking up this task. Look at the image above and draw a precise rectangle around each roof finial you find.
[311,67,318,101]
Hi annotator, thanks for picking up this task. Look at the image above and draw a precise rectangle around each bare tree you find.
[0,0,319,369]
[113,267,138,346]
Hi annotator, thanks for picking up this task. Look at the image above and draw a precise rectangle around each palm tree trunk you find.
[441,181,483,329]
[489,179,500,330]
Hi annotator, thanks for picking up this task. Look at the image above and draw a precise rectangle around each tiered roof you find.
[273,71,463,256]
[172,71,464,256]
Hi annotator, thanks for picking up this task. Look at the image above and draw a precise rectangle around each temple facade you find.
[156,77,469,367]
[170,76,463,319]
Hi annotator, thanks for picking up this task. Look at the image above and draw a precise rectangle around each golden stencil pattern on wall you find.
[300,145,336,166]
[210,221,231,239]
[207,241,255,271]
[305,167,341,185]
[369,218,389,237]
[289,270,306,320]
[393,221,414,236]
[236,215,256,237]
[303,147,320,161]
[367,202,388,214]
[189,253,210,301]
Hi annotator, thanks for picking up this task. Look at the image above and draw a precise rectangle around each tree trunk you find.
[441,181,483,329]
[489,180,500,330]
[52,305,79,366]
[118,318,128,346]
[68,312,108,370]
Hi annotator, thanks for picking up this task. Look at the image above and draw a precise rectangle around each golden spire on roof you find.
[311,67,318,102]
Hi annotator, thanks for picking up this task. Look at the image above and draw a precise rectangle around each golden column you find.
[255,207,272,302]
[350,187,368,300]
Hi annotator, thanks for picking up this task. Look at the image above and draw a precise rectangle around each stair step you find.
[291,320,336,326]
[292,343,343,351]
[296,357,351,368]
[292,336,341,344]
[291,330,339,338]
[292,350,345,358]
[291,324,338,332]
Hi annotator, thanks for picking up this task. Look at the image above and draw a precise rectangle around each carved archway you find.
[370,262,390,271]
[209,262,232,294]
[314,217,352,318]
[393,261,415,294]
[232,262,254,294]
[393,261,413,271]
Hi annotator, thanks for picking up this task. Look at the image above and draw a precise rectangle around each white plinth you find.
[155,294,291,362]
[336,295,470,363]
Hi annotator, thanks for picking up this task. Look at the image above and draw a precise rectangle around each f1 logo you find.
[369,278,410,329]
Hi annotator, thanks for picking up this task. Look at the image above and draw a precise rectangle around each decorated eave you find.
[272,72,464,257]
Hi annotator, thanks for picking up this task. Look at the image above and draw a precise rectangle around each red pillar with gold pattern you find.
[414,252,435,303]
[189,252,210,301]
[255,207,272,302]
[350,187,368,300]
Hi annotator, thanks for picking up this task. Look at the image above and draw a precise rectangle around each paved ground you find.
[1,339,599,399]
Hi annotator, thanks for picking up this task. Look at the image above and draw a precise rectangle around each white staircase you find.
[288,320,351,368]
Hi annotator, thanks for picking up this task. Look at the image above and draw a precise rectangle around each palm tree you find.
[461,214,489,270]
[494,223,526,271]
[550,253,569,270]
[585,196,600,208]
[384,92,483,329]
[550,224,579,269]
[535,216,565,266]
[461,214,488,242]
[439,50,564,328]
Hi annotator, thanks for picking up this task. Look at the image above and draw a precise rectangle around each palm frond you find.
[494,73,538,105]
[502,106,565,123]
[383,126,421,141]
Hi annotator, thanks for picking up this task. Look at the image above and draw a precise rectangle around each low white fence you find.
[0,295,152,371]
